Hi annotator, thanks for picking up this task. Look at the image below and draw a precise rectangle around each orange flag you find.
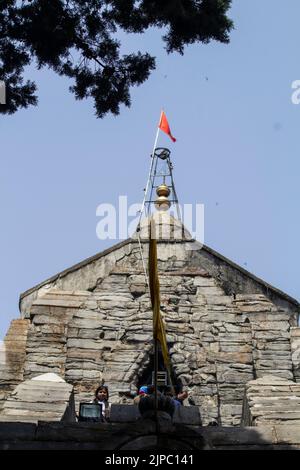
[158,111,176,142]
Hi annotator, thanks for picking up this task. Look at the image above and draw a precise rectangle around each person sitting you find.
[174,385,188,405]
[92,385,111,422]
[176,390,188,404]
[133,385,148,405]
[164,385,181,407]
[138,384,175,418]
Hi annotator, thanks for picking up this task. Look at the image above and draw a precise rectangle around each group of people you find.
[88,383,188,422]
[134,384,187,406]
[134,384,188,418]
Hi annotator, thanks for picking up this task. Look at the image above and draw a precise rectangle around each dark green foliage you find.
[0,0,233,117]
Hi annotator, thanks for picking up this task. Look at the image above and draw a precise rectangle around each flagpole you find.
[149,116,163,414]
[137,111,162,228]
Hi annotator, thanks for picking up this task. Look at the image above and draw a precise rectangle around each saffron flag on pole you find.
[158,111,176,142]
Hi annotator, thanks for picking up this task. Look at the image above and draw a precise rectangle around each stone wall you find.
[242,376,300,426]
[2,240,295,426]
[0,319,29,410]
[291,327,300,382]
[0,373,75,423]
[19,239,299,318]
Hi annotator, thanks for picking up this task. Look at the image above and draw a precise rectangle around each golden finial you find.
[154,184,171,211]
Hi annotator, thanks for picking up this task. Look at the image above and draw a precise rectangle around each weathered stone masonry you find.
[1,233,299,427]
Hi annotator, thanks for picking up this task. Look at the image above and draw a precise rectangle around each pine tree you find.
[0,0,233,117]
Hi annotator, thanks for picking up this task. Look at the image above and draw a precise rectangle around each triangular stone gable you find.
[20,237,299,316]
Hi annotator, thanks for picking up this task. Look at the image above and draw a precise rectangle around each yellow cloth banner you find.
[148,219,170,371]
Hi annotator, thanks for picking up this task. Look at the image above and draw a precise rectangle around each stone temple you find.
[0,212,300,450]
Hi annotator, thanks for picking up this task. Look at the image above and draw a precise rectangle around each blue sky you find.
[0,0,300,339]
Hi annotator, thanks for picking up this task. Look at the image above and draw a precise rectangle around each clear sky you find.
[0,0,299,339]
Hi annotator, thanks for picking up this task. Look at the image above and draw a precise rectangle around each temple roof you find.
[19,214,299,313]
